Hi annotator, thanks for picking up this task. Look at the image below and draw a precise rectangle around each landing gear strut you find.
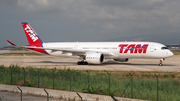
[77,61,88,65]
[159,58,165,66]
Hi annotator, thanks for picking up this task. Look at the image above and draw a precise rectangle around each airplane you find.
[7,22,174,66]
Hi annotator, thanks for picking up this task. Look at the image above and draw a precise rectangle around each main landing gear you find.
[77,61,88,65]
[159,58,165,66]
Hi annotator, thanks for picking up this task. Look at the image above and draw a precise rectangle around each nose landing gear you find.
[159,58,165,66]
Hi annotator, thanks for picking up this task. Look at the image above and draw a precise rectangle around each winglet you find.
[7,40,16,46]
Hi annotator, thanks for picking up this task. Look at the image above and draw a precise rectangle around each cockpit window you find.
[161,47,168,50]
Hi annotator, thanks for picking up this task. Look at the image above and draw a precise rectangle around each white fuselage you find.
[8,22,174,65]
[42,42,173,59]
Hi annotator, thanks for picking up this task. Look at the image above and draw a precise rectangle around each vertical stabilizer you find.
[21,22,48,54]
[21,22,43,45]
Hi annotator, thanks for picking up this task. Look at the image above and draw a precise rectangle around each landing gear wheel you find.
[82,62,88,65]
[77,61,88,65]
[159,59,164,66]
[159,63,163,66]
[77,62,81,65]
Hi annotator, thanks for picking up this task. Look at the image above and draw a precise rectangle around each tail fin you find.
[21,22,43,45]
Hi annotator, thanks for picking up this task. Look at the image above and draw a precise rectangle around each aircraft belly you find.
[115,53,148,59]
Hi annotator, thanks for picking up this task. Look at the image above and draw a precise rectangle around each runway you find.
[0,53,180,72]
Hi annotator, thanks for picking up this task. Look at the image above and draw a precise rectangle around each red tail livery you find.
[22,22,42,45]
[21,22,48,54]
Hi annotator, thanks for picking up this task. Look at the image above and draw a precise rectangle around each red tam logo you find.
[118,44,149,53]
[24,25,39,42]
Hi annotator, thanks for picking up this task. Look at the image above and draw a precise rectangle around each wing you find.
[7,40,113,56]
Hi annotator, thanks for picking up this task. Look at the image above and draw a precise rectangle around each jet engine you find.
[86,53,104,64]
[113,58,129,62]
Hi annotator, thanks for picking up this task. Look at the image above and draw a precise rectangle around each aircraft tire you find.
[77,61,81,65]
[77,61,88,65]
[83,62,88,65]
[159,63,163,66]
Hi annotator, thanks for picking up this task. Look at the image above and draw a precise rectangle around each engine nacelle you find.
[86,53,104,64]
[113,58,129,62]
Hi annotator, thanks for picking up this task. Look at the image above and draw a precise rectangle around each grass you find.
[0,52,42,56]
[0,65,180,101]
[172,52,180,55]
[0,50,43,56]
[171,49,180,55]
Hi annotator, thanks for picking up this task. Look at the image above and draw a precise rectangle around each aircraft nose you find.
[168,51,174,57]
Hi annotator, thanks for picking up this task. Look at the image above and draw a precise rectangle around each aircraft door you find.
[74,45,78,49]
[150,45,154,52]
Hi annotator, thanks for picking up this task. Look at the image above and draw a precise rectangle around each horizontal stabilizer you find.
[7,40,26,47]
[7,40,16,46]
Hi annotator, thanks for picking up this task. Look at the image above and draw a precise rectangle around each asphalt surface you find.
[0,50,180,72]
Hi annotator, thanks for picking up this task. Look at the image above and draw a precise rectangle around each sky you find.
[0,0,180,47]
